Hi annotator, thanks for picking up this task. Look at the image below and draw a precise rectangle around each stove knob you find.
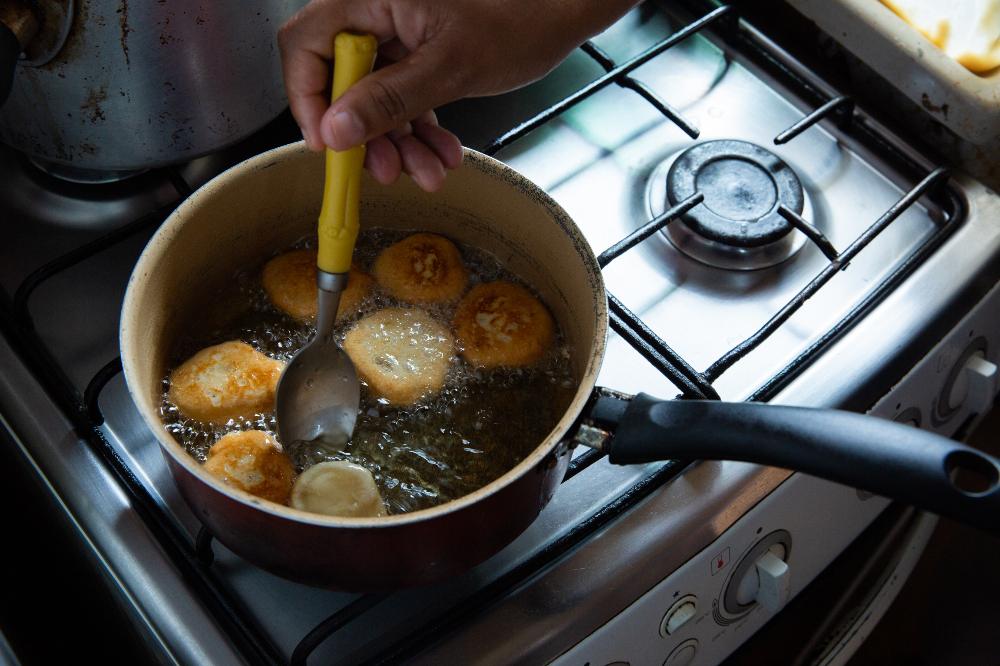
[892,406,922,428]
[948,352,997,415]
[733,547,790,613]
[660,595,697,636]
[663,639,699,666]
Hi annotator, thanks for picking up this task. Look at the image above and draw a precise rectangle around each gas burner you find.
[648,140,810,270]
[27,156,149,184]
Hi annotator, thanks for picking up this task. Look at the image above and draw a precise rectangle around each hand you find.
[278,0,639,192]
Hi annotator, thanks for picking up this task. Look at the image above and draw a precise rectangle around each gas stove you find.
[2,1,1000,665]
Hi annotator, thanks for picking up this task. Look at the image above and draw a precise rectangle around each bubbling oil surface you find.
[161,229,578,515]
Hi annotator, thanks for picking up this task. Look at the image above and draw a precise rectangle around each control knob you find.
[948,351,997,415]
[734,548,790,613]
[722,529,792,617]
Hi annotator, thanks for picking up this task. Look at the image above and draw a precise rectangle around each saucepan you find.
[1,0,307,175]
[120,142,1000,591]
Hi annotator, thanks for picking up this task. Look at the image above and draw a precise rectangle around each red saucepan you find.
[120,142,1000,591]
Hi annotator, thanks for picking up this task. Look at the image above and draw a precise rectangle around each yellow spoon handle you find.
[317,31,378,275]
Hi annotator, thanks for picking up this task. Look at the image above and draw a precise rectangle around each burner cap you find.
[667,140,804,248]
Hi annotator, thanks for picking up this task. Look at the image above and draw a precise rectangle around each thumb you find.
[319,45,457,151]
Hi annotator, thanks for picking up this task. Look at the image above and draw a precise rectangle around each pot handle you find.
[0,1,41,109]
[1,22,19,108]
[589,392,1000,534]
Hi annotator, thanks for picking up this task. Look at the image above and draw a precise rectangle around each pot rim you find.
[120,142,609,529]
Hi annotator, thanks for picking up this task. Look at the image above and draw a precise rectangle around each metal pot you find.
[0,0,305,178]
[120,142,1000,592]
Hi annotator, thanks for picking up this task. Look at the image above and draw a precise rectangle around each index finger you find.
[278,47,331,150]
[278,2,387,151]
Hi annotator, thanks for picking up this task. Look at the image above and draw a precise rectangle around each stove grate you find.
[0,1,967,664]
[777,204,839,261]
[703,167,952,383]
[482,5,733,154]
[774,95,855,145]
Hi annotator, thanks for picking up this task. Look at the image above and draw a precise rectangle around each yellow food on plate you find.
[167,340,285,423]
[262,248,373,321]
[372,232,469,305]
[290,460,387,517]
[203,430,294,504]
[342,307,455,405]
[453,281,555,368]
[880,0,1000,72]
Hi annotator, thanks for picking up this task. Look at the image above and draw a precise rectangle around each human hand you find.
[278,0,639,192]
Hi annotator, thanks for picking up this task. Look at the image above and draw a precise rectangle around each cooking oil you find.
[160,229,577,514]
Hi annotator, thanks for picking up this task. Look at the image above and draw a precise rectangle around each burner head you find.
[668,140,803,247]
[656,140,809,270]
[27,156,148,184]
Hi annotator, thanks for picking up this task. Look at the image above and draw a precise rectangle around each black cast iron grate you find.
[0,1,965,665]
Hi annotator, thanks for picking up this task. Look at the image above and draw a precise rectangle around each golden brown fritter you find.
[167,341,285,423]
[203,430,294,504]
[290,461,387,518]
[338,264,376,320]
[342,307,455,406]
[372,233,469,306]
[452,281,555,368]
[262,248,373,321]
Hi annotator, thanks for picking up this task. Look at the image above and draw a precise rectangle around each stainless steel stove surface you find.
[3,2,1000,665]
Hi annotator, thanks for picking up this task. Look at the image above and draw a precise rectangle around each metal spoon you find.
[275,31,377,450]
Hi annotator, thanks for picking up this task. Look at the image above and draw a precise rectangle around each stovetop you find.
[3,1,1000,665]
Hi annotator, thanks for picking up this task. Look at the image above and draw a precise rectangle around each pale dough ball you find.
[342,307,455,406]
[290,461,387,518]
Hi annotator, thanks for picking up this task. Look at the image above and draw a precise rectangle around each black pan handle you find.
[603,393,1000,534]
[0,20,19,109]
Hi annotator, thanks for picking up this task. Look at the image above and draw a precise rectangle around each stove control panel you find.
[871,279,1000,437]
[549,280,1000,666]
[548,473,888,666]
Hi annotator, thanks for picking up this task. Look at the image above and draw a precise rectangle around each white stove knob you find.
[734,548,790,613]
[948,351,997,414]
[965,355,997,414]
[754,551,791,613]
[660,595,698,636]
[664,639,699,666]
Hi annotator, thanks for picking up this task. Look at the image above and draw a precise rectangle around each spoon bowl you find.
[275,274,361,449]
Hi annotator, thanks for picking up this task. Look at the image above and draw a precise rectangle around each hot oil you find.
[294,347,577,514]
[160,229,578,515]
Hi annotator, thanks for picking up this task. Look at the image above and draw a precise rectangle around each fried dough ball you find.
[167,341,285,424]
[453,281,556,368]
[290,461,387,518]
[262,248,373,321]
[203,430,294,504]
[372,233,469,306]
[342,307,455,406]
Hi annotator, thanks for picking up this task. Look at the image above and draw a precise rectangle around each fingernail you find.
[323,110,365,150]
[410,171,428,192]
[300,127,315,150]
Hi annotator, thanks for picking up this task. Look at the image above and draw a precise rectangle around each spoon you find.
[275,31,378,450]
